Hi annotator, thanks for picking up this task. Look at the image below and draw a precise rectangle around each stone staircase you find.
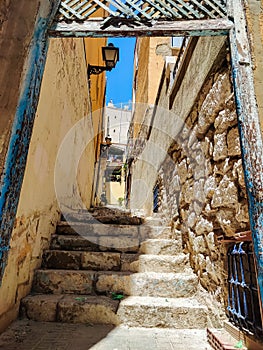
[20,208,209,328]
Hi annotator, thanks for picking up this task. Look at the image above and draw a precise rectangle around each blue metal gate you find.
[227,242,263,337]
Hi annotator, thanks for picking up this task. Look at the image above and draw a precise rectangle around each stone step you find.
[56,222,139,237]
[33,269,96,295]
[50,235,100,251]
[96,272,198,298]
[42,250,122,271]
[33,269,133,295]
[62,212,143,225]
[139,239,182,255]
[20,294,119,324]
[33,269,197,298]
[50,234,139,253]
[56,222,172,242]
[136,254,191,273]
[140,226,173,239]
[144,217,166,226]
[117,296,208,328]
[129,272,198,298]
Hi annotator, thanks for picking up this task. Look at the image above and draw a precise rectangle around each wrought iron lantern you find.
[88,43,119,77]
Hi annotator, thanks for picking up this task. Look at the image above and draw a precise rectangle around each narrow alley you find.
[1,1,263,350]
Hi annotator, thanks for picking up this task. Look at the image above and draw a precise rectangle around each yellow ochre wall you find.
[0,37,105,332]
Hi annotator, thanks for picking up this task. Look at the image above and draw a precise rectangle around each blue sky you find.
[106,38,136,106]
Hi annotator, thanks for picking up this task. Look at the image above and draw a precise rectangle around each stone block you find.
[232,159,246,190]
[96,272,132,295]
[120,253,140,272]
[177,159,188,184]
[213,133,228,161]
[193,235,208,255]
[211,175,238,208]
[33,269,96,295]
[197,72,231,136]
[117,296,208,328]
[42,250,81,270]
[139,239,182,255]
[57,295,119,324]
[195,217,213,236]
[137,254,190,273]
[99,236,139,252]
[130,272,198,298]
[227,127,241,156]
[50,234,99,251]
[216,209,241,236]
[214,109,237,133]
[20,295,63,322]
[81,252,121,271]
[139,226,173,240]
[57,222,139,238]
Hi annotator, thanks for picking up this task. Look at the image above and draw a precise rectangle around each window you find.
[227,242,263,337]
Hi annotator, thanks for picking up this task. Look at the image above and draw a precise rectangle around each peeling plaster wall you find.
[0,38,96,331]
[0,0,43,176]
[246,0,263,131]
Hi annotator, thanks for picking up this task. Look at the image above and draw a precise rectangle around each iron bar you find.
[227,242,263,337]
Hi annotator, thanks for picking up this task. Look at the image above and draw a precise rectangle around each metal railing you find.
[227,242,263,337]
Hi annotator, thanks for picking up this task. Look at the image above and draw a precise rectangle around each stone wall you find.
[128,36,250,313]
[129,36,227,216]
[0,38,99,331]
[158,61,250,303]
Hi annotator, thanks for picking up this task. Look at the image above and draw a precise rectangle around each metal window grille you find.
[227,242,263,337]
[153,184,159,213]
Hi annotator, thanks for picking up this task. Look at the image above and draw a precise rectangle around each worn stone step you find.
[96,271,198,298]
[139,239,182,255]
[33,269,96,295]
[144,217,166,226]
[42,250,121,271]
[56,222,139,237]
[62,212,143,225]
[130,272,198,298]
[139,226,173,239]
[117,296,208,328]
[33,269,133,295]
[56,223,141,251]
[20,294,119,324]
[50,235,100,251]
[136,254,191,273]
[50,234,139,253]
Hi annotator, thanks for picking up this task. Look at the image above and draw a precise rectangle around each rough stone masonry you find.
[157,61,250,306]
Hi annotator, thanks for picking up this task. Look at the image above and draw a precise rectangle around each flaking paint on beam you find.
[49,18,233,38]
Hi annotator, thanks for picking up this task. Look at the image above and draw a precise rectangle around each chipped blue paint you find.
[0,1,60,283]
[229,3,263,317]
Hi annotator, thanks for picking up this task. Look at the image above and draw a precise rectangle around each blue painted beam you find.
[0,1,60,283]
[228,0,263,322]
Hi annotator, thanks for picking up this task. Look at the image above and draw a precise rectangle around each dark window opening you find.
[153,183,159,213]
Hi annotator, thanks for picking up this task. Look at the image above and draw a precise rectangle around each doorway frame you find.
[0,0,262,320]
